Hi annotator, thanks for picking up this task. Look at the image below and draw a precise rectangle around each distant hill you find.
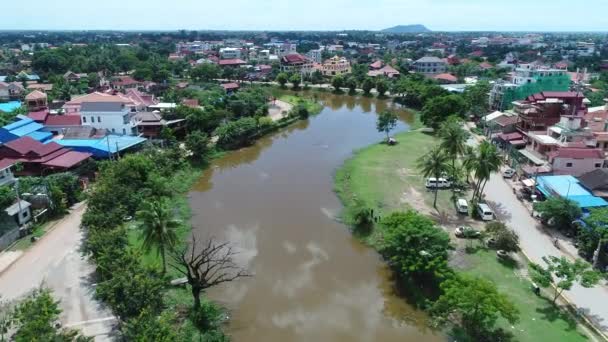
[381,25,431,33]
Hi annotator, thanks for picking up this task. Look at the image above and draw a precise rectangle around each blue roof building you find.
[52,135,147,158]
[536,175,608,209]
[0,117,52,143]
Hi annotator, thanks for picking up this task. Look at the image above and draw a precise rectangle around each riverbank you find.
[334,129,594,342]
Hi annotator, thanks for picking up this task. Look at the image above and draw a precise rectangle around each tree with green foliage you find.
[121,310,177,342]
[310,70,324,84]
[214,117,258,149]
[438,117,468,183]
[376,110,398,141]
[471,141,502,201]
[580,207,608,269]
[485,222,520,253]
[331,75,344,92]
[421,94,468,129]
[417,146,450,208]
[289,74,301,89]
[185,130,211,163]
[533,197,582,233]
[295,103,309,119]
[345,76,357,94]
[276,72,289,88]
[190,63,221,82]
[463,81,491,118]
[0,185,15,209]
[379,211,453,283]
[375,78,388,97]
[11,288,90,342]
[361,77,374,95]
[431,275,519,340]
[136,199,181,274]
[529,256,602,304]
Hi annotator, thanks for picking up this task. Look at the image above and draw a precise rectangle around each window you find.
[97,116,101,122]
[91,116,95,123]
[596,163,602,168]
[122,128,126,135]
[566,162,573,167]
[111,128,115,133]
[82,117,86,123]
[123,114,129,124]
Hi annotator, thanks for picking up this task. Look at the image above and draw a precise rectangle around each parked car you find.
[503,168,516,178]
[455,226,481,238]
[425,177,451,189]
[476,203,495,221]
[456,198,469,215]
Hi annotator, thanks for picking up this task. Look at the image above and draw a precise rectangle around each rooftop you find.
[537,175,608,208]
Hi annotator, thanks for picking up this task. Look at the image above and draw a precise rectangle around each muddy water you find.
[189,93,441,342]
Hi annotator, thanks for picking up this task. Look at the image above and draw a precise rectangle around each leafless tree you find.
[170,236,251,309]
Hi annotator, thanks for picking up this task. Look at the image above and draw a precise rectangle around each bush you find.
[215,117,258,149]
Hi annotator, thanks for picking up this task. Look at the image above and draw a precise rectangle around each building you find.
[4,200,32,226]
[489,65,571,110]
[413,56,447,75]
[63,71,88,83]
[367,61,400,78]
[0,117,52,143]
[110,76,141,91]
[515,91,586,132]
[24,90,48,111]
[63,92,136,114]
[218,59,247,68]
[277,43,297,58]
[0,159,16,187]
[548,148,606,177]
[80,102,135,136]
[280,54,314,75]
[536,175,608,211]
[54,131,146,159]
[319,56,351,77]
[220,47,242,60]
[0,82,24,101]
[578,169,608,199]
[433,73,458,84]
[307,49,323,63]
[133,112,185,138]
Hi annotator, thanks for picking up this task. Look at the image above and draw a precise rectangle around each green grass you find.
[461,249,590,342]
[8,222,50,251]
[279,94,324,115]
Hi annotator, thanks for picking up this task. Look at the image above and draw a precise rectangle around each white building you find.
[80,102,136,136]
[220,47,242,60]
[413,56,447,75]
[277,43,297,57]
[307,49,323,63]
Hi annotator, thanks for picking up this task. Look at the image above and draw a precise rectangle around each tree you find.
[331,75,344,92]
[136,199,181,274]
[463,81,491,118]
[438,118,468,183]
[580,208,608,269]
[289,74,301,90]
[170,236,251,310]
[421,94,468,129]
[485,222,520,253]
[345,76,357,94]
[471,141,502,201]
[361,77,374,95]
[417,146,450,208]
[185,130,210,163]
[533,197,582,233]
[276,73,289,88]
[0,185,15,209]
[11,288,90,342]
[461,145,476,184]
[529,256,602,304]
[376,110,398,141]
[121,310,177,342]
[431,275,519,339]
[214,117,258,149]
[190,64,221,82]
[375,78,388,97]
[379,211,452,284]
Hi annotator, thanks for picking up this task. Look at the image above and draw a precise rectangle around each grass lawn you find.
[461,249,591,342]
[278,93,323,114]
[334,129,595,341]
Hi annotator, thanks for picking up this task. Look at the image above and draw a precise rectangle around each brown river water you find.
[189,93,442,341]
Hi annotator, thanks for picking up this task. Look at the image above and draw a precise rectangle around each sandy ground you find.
[0,203,115,341]
[268,99,292,121]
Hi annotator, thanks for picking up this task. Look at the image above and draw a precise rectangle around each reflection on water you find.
[189,93,441,342]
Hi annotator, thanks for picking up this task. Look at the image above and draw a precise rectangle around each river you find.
[189,93,441,341]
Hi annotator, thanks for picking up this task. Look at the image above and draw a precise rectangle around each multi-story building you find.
[319,56,351,77]
[277,43,297,58]
[219,47,242,60]
[280,54,314,75]
[80,102,136,136]
[307,49,323,64]
[413,56,447,75]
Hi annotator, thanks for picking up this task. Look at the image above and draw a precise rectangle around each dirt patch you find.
[400,186,430,215]
[268,100,292,121]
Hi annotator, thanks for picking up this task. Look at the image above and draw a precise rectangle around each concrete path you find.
[0,203,115,341]
[484,173,608,336]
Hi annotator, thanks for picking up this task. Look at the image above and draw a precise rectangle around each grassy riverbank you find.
[334,130,592,342]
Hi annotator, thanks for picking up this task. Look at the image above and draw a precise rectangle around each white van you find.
[477,203,495,221]
[425,177,451,189]
[456,198,469,214]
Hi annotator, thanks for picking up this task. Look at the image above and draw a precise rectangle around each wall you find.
[552,157,605,177]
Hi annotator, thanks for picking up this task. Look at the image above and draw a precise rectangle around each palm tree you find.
[462,145,477,184]
[136,199,181,274]
[417,146,450,208]
[439,120,468,184]
[472,141,502,200]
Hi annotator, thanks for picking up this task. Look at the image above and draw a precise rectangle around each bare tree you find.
[170,236,251,309]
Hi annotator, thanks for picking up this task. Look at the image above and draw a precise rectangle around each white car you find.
[425,177,451,189]
[456,198,469,214]
[502,168,516,178]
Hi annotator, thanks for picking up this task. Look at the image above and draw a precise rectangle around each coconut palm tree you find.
[136,199,181,274]
[439,119,468,180]
[417,146,450,208]
[472,141,502,200]
[461,145,477,184]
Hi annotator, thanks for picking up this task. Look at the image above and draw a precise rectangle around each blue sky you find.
[1,0,606,31]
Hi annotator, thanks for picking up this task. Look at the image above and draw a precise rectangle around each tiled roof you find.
[45,114,81,126]
[65,92,134,105]
[41,151,92,168]
[433,73,458,82]
[218,59,246,66]
[550,148,604,159]
[24,90,47,100]
[281,54,308,64]
[27,109,49,122]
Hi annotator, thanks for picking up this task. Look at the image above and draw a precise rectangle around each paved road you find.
[484,173,608,335]
[0,203,115,340]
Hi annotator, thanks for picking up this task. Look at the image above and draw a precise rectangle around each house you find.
[548,148,606,177]
[80,102,136,136]
[307,49,323,63]
[218,59,247,68]
[578,169,608,199]
[0,159,16,187]
[0,136,92,175]
[446,55,460,65]
[319,56,351,77]
[0,117,52,143]
[63,71,88,83]
[63,92,136,114]
[181,99,199,108]
[433,73,458,84]
[54,131,146,159]
[26,83,53,92]
[110,76,141,91]
[280,54,314,75]
[536,175,608,210]
[42,114,82,135]
[24,90,48,111]
[219,47,242,60]
[133,112,186,138]
[124,89,158,110]
[0,82,25,101]
[221,83,240,93]
[413,56,447,75]
[515,91,586,132]
[367,61,400,78]
[5,200,32,226]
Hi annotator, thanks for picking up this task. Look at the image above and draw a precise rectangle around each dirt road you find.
[0,203,115,340]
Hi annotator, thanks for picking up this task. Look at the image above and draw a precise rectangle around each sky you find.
[1,0,607,32]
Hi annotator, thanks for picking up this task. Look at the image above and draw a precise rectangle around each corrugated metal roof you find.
[537,175,608,208]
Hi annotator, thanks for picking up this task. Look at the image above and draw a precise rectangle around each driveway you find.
[484,173,608,335]
[0,203,115,340]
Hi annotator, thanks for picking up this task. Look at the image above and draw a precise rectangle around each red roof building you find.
[218,59,246,67]
[433,73,458,84]
[0,136,91,175]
